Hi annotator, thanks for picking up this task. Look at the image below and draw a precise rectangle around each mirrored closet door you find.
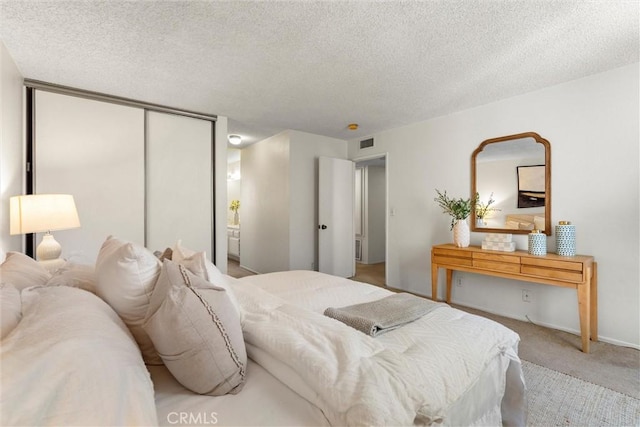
[32,88,215,264]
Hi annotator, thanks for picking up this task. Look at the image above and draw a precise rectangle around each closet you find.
[30,85,215,264]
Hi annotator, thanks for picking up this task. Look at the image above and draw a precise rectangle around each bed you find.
[0,237,526,426]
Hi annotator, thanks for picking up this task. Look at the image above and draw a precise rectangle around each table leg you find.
[431,264,438,302]
[446,269,453,304]
[590,263,598,342]
[577,282,591,353]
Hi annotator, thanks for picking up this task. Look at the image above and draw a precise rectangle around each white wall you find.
[241,131,291,273]
[366,165,386,263]
[289,130,348,270]
[0,40,24,259]
[348,63,640,348]
[240,129,347,273]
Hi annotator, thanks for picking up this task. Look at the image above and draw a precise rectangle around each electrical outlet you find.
[456,275,463,287]
[522,289,533,303]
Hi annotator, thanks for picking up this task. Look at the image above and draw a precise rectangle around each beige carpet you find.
[455,304,640,399]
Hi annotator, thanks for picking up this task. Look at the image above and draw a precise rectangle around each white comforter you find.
[233,271,523,426]
[0,286,158,426]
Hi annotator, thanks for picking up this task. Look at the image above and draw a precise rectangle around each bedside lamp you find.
[10,194,81,272]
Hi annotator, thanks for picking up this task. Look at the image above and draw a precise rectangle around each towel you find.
[324,292,446,337]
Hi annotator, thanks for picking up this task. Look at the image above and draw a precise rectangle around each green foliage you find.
[473,192,500,219]
[229,199,240,212]
[434,189,471,230]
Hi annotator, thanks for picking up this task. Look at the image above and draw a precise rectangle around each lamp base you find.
[39,258,66,273]
[36,233,65,273]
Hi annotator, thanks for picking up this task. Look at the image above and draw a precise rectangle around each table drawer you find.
[522,257,583,271]
[473,252,520,264]
[433,247,472,258]
[473,260,521,273]
[521,265,584,282]
[433,255,473,267]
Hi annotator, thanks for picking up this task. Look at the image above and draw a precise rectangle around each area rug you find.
[523,360,640,426]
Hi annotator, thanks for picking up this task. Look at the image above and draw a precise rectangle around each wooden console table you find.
[431,244,597,353]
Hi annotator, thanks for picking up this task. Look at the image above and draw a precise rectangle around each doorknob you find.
[319,224,327,230]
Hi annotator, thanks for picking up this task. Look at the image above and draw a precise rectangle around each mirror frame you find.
[471,132,552,235]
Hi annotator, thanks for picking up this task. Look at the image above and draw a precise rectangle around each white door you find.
[318,157,355,277]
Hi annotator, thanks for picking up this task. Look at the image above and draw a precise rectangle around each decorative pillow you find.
[176,251,241,317]
[46,263,97,294]
[172,241,241,317]
[143,260,246,395]
[0,284,21,339]
[505,220,521,229]
[95,236,163,365]
[171,239,196,262]
[0,252,51,291]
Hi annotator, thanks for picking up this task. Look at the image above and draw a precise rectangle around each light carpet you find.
[523,360,640,426]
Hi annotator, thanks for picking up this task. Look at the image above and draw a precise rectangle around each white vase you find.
[453,219,470,248]
[233,211,239,225]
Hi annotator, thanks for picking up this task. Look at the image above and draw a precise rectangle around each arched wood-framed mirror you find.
[471,132,551,235]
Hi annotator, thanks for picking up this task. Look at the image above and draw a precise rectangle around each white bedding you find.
[233,270,526,426]
[151,360,330,426]
[0,286,158,426]
[1,267,524,427]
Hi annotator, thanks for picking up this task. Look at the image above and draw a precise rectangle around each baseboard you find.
[238,264,260,275]
[454,302,640,351]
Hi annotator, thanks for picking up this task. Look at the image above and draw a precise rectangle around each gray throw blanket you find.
[324,293,446,337]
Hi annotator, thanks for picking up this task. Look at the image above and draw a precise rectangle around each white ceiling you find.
[1,1,638,147]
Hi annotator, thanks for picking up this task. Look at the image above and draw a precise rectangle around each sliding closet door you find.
[35,90,145,263]
[146,111,213,257]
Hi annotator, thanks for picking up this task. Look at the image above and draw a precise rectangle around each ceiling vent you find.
[360,138,374,149]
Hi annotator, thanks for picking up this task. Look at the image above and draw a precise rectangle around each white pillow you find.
[0,284,21,339]
[175,250,241,317]
[0,252,51,291]
[95,236,163,365]
[144,260,246,395]
[46,263,97,294]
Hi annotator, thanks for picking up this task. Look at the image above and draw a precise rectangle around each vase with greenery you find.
[473,192,500,227]
[229,199,240,225]
[434,189,471,247]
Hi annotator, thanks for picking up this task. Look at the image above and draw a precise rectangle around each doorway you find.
[353,154,387,287]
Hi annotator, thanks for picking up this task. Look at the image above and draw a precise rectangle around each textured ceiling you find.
[1,1,638,146]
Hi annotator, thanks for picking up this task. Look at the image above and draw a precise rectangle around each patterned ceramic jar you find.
[528,230,546,256]
[556,221,576,256]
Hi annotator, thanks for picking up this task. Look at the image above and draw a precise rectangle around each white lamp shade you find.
[10,194,81,235]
